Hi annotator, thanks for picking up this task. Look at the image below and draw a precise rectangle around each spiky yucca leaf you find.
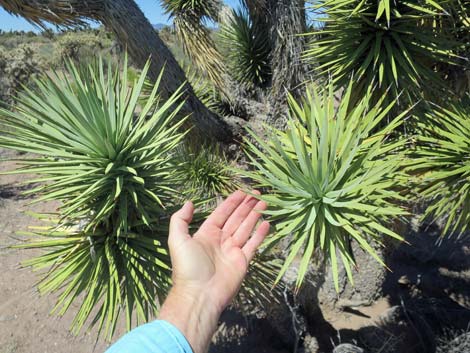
[408,94,470,237]
[161,0,226,87]
[0,0,102,28]
[175,143,239,199]
[306,0,463,105]
[0,58,189,338]
[234,253,285,311]
[220,6,271,87]
[17,217,172,339]
[243,83,408,291]
[184,66,225,114]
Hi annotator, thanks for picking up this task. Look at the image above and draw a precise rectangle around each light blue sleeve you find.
[105,320,194,353]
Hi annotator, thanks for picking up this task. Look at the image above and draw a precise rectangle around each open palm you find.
[169,190,270,312]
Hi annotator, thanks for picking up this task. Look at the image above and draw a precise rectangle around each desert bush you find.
[305,0,466,106]
[243,82,409,290]
[220,4,271,87]
[408,94,470,237]
[0,44,42,103]
[55,31,103,63]
[0,58,190,339]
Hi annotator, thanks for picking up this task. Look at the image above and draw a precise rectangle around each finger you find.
[222,190,261,237]
[203,190,246,229]
[242,221,270,263]
[169,201,194,247]
[232,200,267,247]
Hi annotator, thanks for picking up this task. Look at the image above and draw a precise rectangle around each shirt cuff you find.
[105,320,193,353]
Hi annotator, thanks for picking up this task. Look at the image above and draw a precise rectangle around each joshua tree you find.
[0,0,232,141]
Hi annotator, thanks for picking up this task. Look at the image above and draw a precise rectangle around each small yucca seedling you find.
[0,58,190,339]
[243,83,409,291]
[175,143,239,199]
[408,95,470,237]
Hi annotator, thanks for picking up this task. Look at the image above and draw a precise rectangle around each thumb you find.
[169,201,194,247]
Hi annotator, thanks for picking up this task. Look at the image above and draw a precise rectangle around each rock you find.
[319,240,393,310]
[332,343,365,353]
[302,334,320,353]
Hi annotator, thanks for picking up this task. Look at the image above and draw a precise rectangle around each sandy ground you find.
[0,152,129,353]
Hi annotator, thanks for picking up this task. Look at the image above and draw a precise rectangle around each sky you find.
[0,0,242,32]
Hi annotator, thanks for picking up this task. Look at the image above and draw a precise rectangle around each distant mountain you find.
[153,23,169,30]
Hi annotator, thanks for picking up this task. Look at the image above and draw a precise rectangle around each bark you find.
[0,0,232,142]
[99,0,231,142]
[246,0,310,129]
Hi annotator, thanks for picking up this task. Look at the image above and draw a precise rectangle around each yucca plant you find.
[220,5,271,87]
[0,58,190,339]
[175,143,239,199]
[243,82,409,290]
[408,94,470,237]
[161,0,226,88]
[305,0,464,106]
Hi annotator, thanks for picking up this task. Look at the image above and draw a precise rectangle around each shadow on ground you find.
[336,221,470,353]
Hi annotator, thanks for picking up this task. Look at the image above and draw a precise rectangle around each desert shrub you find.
[243,82,409,290]
[55,31,103,63]
[220,4,271,87]
[437,329,470,353]
[305,0,466,107]
[0,58,190,339]
[408,94,470,237]
[0,44,42,103]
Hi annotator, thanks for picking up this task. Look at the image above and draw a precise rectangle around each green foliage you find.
[243,82,408,291]
[234,253,285,311]
[0,44,42,103]
[55,31,104,63]
[161,0,226,87]
[0,58,189,339]
[408,94,470,237]
[160,0,221,19]
[220,5,271,87]
[306,0,465,105]
[175,143,239,199]
[184,66,225,114]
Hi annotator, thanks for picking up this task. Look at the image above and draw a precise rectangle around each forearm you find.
[158,285,222,353]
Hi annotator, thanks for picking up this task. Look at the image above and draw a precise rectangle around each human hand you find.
[158,190,269,353]
[168,190,269,311]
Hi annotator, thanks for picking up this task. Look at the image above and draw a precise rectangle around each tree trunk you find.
[267,0,309,128]
[0,0,232,142]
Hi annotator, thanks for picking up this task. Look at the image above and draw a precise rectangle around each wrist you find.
[158,284,222,353]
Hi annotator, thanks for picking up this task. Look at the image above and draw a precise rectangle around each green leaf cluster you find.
[0,58,188,339]
[175,143,239,199]
[306,0,465,105]
[408,94,470,237]
[161,0,227,88]
[220,5,271,87]
[243,82,408,291]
